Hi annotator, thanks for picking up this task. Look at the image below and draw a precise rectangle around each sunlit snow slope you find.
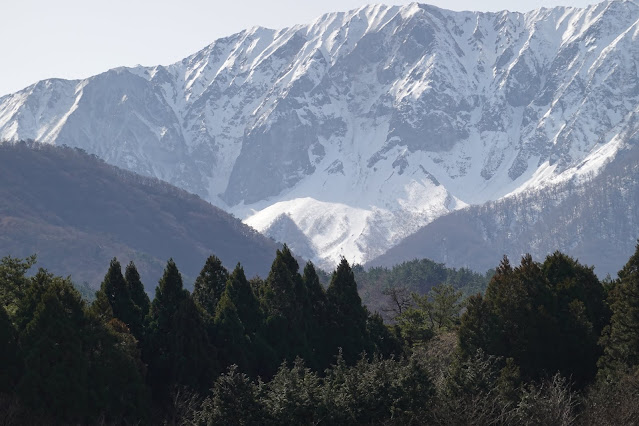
[1,1,639,268]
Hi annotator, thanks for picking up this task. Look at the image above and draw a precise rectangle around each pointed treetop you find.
[193,255,229,318]
[224,263,261,333]
[96,258,138,331]
[125,261,150,318]
[279,244,299,275]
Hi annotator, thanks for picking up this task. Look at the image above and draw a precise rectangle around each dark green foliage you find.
[366,311,404,358]
[214,289,251,374]
[95,258,142,337]
[17,276,89,421]
[125,261,150,326]
[172,296,217,392]
[320,352,433,425]
[0,255,36,316]
[599,242,639,381]
[145,259,189,394]
[396,283,464,346]
[302,262,331,369]
[262,245,301,318]
[434,350,516,425]
[193,353,433,426]
[458,294,492,362]
[261,358,321,425]
[326,258,369,364]
[192,255,229,318]
[13,268,149,424]
[195,365,265,426]
[459,253,609,386]
[6,241,636,425]
[0,304,19,393]
[540,252,608,385]
[84,316,150,424]
[225,263,261,334]
[261,246,313,368]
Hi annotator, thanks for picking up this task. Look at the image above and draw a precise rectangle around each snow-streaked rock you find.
[1,1,639,269]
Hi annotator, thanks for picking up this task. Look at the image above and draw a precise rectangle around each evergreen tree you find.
[326,258,369,364]
[14,269,61,333]
[458,294,493,359]
[17,277,89,422]
[193,255,229,318]
[302,262,330,369]
[84,314,150,423]
[125,261,150,336]
[262,245,302,318]
[0,254,36,316]
[214,290,250,374]
[262,247,309,365]
[95,258,139,336]
[172,296,217,392]
[89,285,114,323]
[145,259,188,395]
[195,365,265,425]
[262,358,321,424]
[599,242,639,381]
[459,253,607,386]
[0,304,19,393]
[541,251,608,385]
[225,264,261,334]
[366,311,403,358]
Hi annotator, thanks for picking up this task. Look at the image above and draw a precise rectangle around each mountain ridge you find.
[1,1,638,268]
[0,141,281,288]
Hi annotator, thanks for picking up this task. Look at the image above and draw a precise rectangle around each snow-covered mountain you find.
[1,1,639,269]
[368,138,639,277]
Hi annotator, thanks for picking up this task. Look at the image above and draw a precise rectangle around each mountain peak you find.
[1,1,638,269]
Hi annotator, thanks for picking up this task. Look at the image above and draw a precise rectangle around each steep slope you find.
[0,141,280,288]
[1,1,638,268]
[368,134,639,277]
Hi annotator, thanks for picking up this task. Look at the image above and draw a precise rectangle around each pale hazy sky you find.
[0,0,598,97]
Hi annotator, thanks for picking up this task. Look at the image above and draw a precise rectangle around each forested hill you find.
[0,141,280,288]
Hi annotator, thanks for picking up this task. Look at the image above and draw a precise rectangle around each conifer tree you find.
[145,259,188,395]
[263,245,302,318]
[171,296,217,392]
[89,287,114,324]
[0,304,19,393]
[17,278,89,421]
[214,290,250,373]
[0,254,36,316]
[460,253,607,386]
[302,261,329,368]
[192,255,229,318]
[599,243,639,381]
[225,263,261,334]
[326,258,369,364]
[96,258,139,336]
[125,261,150,330]
[262,247,311,365]
[84,314,150,424]
[196,365,265,425]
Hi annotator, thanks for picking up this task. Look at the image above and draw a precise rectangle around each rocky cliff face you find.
[2,1,638,268]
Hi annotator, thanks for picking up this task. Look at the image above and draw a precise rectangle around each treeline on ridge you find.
[3,243,639,424]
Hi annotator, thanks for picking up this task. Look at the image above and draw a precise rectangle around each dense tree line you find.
[3,243,639,424]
